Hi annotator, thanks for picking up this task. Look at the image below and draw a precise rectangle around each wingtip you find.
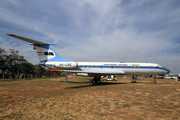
[7,34,15,36]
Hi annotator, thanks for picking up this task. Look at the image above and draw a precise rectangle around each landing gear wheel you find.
[91,79,96,85]
[96,79,102,84]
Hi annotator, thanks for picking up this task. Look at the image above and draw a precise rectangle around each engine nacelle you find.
[54,62,78,69]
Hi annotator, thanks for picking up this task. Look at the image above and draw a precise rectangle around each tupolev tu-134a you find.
[7,34,170,84]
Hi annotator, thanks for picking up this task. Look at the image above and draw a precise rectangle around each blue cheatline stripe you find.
[78,65,170,72]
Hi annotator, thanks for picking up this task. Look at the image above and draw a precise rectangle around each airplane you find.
[7,34,170,84]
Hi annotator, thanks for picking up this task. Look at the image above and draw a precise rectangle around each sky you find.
[0,0,180,74]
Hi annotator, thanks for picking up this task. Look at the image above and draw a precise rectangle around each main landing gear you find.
[131,75,137,83]
[90,77,102,85]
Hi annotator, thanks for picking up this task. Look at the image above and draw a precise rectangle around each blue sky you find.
[0,0,180,74]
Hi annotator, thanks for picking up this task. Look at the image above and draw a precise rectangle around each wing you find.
[63,69,125,75]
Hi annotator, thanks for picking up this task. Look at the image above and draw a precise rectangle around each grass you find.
[0,77,180,119]
[122,104,130,107]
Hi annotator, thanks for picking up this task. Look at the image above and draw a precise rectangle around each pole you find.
[36,65,37,78]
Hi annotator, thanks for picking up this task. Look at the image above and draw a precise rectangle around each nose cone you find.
[165,68,170,74]
[163,67,170,74]
[167,69,171,74]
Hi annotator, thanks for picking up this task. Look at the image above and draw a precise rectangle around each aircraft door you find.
[149,66,155,72]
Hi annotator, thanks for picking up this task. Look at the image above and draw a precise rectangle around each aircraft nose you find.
[167,69,170,74]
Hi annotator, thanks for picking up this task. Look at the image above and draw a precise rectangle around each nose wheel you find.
[153,76,157,84]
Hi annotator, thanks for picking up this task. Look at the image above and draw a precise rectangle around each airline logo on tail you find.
[43,52,54,56]
[37,50,55,58]
[37,51,55,58]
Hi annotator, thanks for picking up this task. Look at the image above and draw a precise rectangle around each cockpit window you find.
[158,64,163,67]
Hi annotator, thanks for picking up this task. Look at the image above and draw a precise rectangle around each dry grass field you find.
[0,77,180,120]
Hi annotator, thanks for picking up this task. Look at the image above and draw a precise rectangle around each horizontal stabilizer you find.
[7,34,56,45]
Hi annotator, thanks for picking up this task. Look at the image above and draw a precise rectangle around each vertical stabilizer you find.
[33,44,75,63]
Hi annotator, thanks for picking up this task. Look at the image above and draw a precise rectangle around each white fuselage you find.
[43,61,170,76]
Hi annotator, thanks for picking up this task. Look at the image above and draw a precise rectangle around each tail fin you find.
[7,34,75,63]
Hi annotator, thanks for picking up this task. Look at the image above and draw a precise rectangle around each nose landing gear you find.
[153,76,157,84]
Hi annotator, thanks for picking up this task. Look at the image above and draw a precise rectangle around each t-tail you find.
[6,34,75,65]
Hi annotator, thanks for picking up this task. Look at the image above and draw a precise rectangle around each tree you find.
[0,48,8,79]
[0,48,46,80]
[8,49,21,80]
[34,64,46,78]
[17,56,35,79]
[22,62,35,78]
[7,49,35,80]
